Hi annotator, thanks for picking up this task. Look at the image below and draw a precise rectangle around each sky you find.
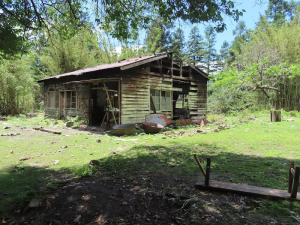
[179,0,269,53]
[212,1,268,51]
[114,1,270,54]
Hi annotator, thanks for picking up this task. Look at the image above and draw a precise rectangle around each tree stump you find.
[270,110,281,122]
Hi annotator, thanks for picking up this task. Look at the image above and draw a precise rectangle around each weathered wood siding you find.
[42,54,208,123]
[75,84,90,121]
[44,83,90,120]
[121,70,150,124]
[188,78,207,120]
[44,84,59,118]
[120,67,173,124]
[149,76,173,118]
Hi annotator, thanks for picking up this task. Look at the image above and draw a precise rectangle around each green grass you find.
[0,111,300,222]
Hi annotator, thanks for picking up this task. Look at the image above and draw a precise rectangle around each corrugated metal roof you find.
[38,53,168,82]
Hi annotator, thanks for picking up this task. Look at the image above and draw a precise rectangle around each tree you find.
[39,28,115,76]
[0,56,35,115]
[266,0,300,25]
[0,0,243,56]
[199,25,218,75]
[144,17,172,54]
[228,21,251,69]
[218,40,230,70]
[0,0,85,57]
[168,28,185,59]
[186,26,204,65]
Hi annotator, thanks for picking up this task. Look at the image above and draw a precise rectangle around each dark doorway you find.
[90,81,120,126]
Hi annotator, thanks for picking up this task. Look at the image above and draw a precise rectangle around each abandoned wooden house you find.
[38,52,208,126]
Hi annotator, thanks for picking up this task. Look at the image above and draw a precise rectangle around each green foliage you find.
[168,28,185,59]
[144,16,172,54]
[0,57,36,115]
[216,7,300,113]
[266,0,300,26]
[98,0,243,41]
[186,26,204,64]
[198,25,218,75]
[0,0,243,57]
[209,68,257,113]
[66,115,85,127]
[40,28,104,76]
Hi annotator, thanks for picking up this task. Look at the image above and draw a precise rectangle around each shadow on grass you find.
[1,142,300,224]
[0,165,57,213]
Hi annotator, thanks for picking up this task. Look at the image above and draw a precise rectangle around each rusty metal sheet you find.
[38,53,167,82]
[145,114,172,126]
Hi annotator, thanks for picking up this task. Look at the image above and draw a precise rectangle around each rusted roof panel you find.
[38,53,168,82]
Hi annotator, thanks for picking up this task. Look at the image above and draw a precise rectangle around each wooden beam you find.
[64,78,121,85]
[172,87,183,92]
[289,162,295,193]
[103,82,117,126]
[291,167,300,198]
[196,180,300,201]
[150,95,156,113]
[180,60,183,77]
[193,154,206,178]
[120,54,167,70]
[149,64,190,73]
[205,158,211,186]
[188,63,209,79]
[118,80,121,124]
[170,53,173,77]
[149,72,171,78]
[172,76,192,81]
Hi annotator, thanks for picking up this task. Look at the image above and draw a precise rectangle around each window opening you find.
[47,92,55,107]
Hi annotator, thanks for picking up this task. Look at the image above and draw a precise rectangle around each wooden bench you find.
[194,155,300,201]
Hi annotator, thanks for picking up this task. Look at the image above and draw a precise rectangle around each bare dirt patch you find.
[4,170,285,225]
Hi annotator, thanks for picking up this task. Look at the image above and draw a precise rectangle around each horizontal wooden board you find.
[122,89,150,94]
[122,109,150,113]
[122,83,150,87]
[189,87,206,91]
[122,93,149,97]
[122,79,150,83]
[196,180,300,200]
[122,107,149,111]
[122,77,149,82]
[189,103,206,106]
[121,113,147,117]
[122,110,150,114]
[122,99,149,103]
[122,99,150,103]
[122,79,150,84]
[122,74,150,79]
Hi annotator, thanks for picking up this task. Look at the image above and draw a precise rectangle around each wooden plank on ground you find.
[196,180,300,200]
[34,127,62,135]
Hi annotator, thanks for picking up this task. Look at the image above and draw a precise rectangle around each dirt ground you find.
[5,170,282,225]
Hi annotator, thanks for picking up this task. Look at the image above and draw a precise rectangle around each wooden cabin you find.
[38,52,209,126]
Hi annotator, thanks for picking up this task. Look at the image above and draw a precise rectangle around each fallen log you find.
[33,127,61,134]
[0,133,20,136]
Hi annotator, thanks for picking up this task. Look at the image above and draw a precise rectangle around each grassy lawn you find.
[0,111,300,223]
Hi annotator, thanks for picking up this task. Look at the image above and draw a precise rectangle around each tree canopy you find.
[0,0,243,56]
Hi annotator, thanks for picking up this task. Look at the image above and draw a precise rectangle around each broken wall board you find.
[196,180,300,201]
